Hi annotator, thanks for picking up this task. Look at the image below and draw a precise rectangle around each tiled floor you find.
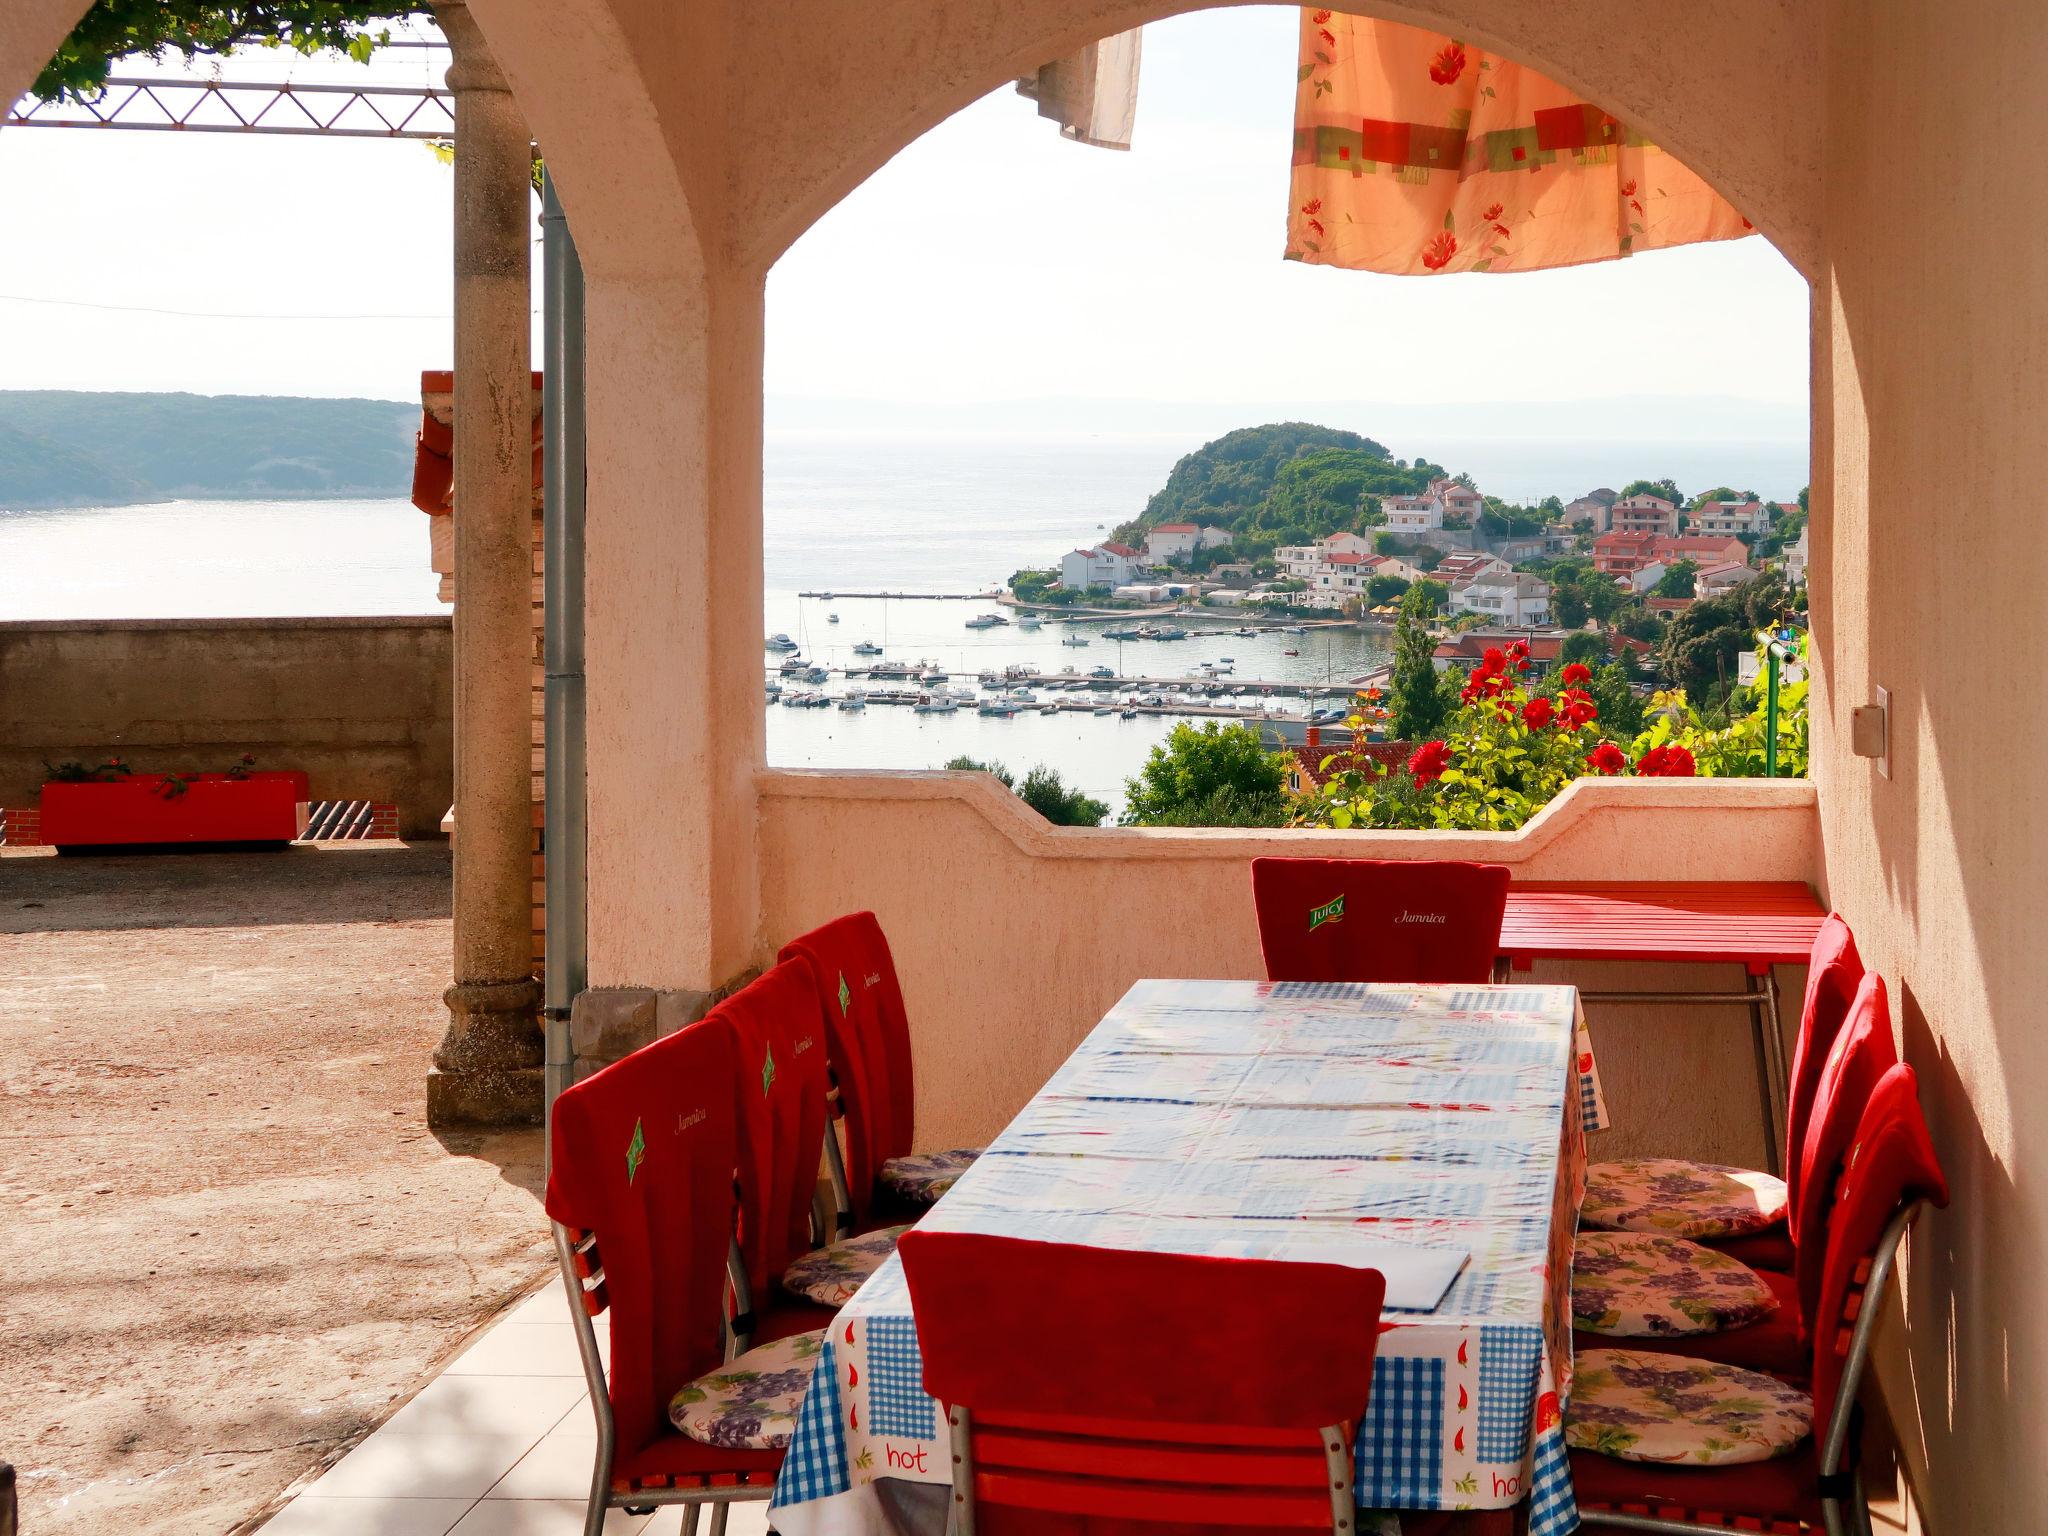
[257,1276,773,1536]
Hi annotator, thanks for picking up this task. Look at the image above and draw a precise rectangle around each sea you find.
[0,430,1807,818]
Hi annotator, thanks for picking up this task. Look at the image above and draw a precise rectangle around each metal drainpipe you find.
[540,169,587,1154]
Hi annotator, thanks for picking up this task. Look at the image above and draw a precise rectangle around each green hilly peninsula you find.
[0,390,417,508]
[1111,422,1451,554]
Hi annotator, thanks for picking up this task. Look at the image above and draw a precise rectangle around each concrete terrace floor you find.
[0,841,553,1534]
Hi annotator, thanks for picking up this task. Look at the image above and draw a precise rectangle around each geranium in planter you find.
[39,756,309,851]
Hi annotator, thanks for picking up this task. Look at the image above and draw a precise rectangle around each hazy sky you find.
[0,6,1810,420]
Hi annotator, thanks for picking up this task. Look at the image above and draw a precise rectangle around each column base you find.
[426,1063,544,1127]
[428,977,544,1128]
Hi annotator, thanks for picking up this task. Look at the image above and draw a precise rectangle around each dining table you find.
[769,977,1607,1536]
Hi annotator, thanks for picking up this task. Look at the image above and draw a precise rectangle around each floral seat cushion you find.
[1567,1349,1811,1466]
[670,1328,826,1451]
[781,1224,912,1306]
[1583,1157,1789,1239]
[879,1147,982,1205]
[1572,1230,1780,1337]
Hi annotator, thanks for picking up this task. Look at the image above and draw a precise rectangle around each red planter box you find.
[39,771,310,850]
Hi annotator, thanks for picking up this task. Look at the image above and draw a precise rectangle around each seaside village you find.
[1056,473,1810,634]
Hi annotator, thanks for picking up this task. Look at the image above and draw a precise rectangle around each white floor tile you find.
[503,1277,572,1328]
[257,1494,476,1536]
[380,1373,587,1441]
[642,1501,773,1534]
[448,1498,648,1534]
[484,1418,603,1501]
[304,1433,533,1500]
[448,1323,590,1378]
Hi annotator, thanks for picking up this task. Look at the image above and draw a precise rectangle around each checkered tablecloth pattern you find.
[770,980,1599,1536]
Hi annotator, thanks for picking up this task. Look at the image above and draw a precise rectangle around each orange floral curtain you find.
[1288,11,1754,275]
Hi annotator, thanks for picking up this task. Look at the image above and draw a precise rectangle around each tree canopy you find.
[1620,477,1683,505]
[944,757,1106,827]
[34,2,427,103]
[1119,722,1289,827]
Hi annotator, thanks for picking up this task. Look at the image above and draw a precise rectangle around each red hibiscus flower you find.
[1429,42,1467,85]
[1420,231,1458,271]
[1585,742,1628,775]
[1560,662,1592,686]
[1481,202,1503,222]
[1522,696,1554,729]
[1408,740,1453,784]
[1560,691,1599,730]
[1482,646,1507,673]
[1636,744,1698,778]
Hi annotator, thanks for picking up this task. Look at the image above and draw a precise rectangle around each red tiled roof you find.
[1152,523,1199,533]
[1433,633,1565,662]
[1100,542,1140,558]
[1288,739,1413,790]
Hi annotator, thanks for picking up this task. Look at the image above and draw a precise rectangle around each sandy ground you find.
[0,842,552,1534]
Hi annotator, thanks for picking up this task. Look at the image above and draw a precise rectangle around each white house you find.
[1431,553,1512,586]
[1143,523,1203,564]
[1319,531,1375,557]
[1693,560,1752,598]
[1692,499,1774,538]
[1195,524,1233,550]
[1783,525,1810,587]
[1623,559,1670,595]
[1383,494,1444,532]
[1450,569,1552,627]
[1059,542,1139,591]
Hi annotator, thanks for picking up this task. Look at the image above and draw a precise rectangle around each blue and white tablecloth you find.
[771,980,1605,1536]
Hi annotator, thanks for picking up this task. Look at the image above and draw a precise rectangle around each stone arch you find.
[719,0,1819,282]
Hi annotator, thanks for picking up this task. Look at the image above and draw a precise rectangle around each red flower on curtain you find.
[1301,197,1325,239]
[1408,740,1453,784]
[1585,743,1628,775]
[1429,42,1467,85]
[1421,231,1458,270]
[1481,202,1503,222]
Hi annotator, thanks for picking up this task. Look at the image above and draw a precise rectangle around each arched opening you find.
[760,5,1811,824]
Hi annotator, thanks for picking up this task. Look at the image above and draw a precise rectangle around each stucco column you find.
[426,0,542,1126]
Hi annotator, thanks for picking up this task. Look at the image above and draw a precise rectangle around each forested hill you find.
[0,390,417,508]
[1111,422,1449,553]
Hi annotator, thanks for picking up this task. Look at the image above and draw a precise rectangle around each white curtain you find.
[1016,28,1142,151]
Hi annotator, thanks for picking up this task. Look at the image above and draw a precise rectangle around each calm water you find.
[4,428,1795,813]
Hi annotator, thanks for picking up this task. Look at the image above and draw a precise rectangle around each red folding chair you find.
[897,1229,1386,1534]
[1581,914,1865,1274]
[1571,969,1898,1378]
[780,910,982,1232]
[1250,857,1510,984]
[544,1015,784,1536]
[716,957,838,1347]
[1568,1063,1948,1535]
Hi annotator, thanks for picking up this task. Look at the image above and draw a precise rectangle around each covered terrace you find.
[2,0,2038,1532]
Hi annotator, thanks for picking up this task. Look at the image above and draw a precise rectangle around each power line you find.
[0,293,538,321]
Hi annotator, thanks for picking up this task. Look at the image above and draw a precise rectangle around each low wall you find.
[0,616,453,839]
[757,769,1823,1166]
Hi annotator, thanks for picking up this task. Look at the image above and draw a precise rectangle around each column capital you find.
[433,1,512,97]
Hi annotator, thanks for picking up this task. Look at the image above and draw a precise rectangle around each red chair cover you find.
[1791,972,1898,1328]
[715,958,832,1312]
[897,1230,1385,1430]
[544,1018,740,1466]
[778,912,918,1224]
[1783,914,1865,1237]
[1809,1064,1947,1437]
[1251,858,1510,984]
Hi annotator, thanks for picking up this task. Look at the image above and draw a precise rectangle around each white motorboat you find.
[766,633,799,651]
[852,641,883,656]
[778,655,810,675]
[838,692,867,711]
[827,613,840,624]
[975,698,1019,717]
[1061,633,1092,646]
[914,693,959,714]
[965,613,1008,630]
[1018,615,1042,630]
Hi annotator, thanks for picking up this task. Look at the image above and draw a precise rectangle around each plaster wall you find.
[1812,1,2048,1525]
[0,616,454,838]
[758,771,1820,1157]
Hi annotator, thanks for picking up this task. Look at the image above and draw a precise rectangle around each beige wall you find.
[0,617,454,839]
[759,771,1819,1159]
[1811,2,2048,1527]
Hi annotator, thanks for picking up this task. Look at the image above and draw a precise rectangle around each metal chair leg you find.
[707,1502,730,1536]
[1745,971,1785,1175]
[681,1505,702,1536]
